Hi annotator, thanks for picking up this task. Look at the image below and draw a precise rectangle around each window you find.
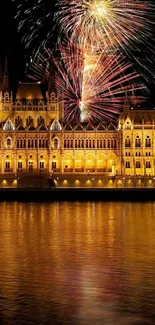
[146,152,151,156]
[52,161,56,170]
[39,161,44,171]
[39,139,46,148]
[126,121,131,129]
[51,120,62,130]
[136,152,141,156]
[15,116,22,127]
[5,161,10,171]
[125,152,130,156]
[38,116,45,126]
[54,138,58,149]
[146,161,151,168]
[145,136,151,148]
[26,116,33,127]
[125,161,130,168]
[4,121,14,131]
[136,161,141,168]
[17,138,26,148]
[18,162,22,169]
[28,161,33,171]
[114,139,117,148]
[135,136,141,148]
[6,137,12,149]
[125,136,131,148]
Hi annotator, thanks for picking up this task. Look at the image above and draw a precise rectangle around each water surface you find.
[0,201,155,325]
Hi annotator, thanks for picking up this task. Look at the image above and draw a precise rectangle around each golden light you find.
[2,180,7,185]
[62,179,68,187]
[90,0,111,20]
[75,179,81,187]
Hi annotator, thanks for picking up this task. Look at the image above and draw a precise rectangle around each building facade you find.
[0,62,155,188]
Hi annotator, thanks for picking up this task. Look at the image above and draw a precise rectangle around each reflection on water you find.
[0,201,155,325]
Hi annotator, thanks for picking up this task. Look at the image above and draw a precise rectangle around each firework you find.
[55,0,155,53]
[13,0,56,57]
[29,42,145,123]
[13,0,155,82]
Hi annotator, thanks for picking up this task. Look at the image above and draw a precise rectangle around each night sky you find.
[1,0,155,104]
[0,0,26,85]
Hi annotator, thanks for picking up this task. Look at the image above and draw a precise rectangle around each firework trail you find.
[55,0,155,54]
[13,0,56,57]
[13,0,155,81]
[13,0,153,122]
[29,41,146,123]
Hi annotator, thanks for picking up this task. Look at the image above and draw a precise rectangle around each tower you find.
[0,56,13,122]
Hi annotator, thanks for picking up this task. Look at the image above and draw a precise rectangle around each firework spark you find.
[55,0,155,53]
[13,0,155,82]
[13,0,56,57]
[29,42,145,123]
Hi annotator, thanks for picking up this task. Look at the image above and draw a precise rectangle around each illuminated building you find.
[0,60,155,188]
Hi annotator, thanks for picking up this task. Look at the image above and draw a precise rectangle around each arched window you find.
[15,116,22,127]
[145,135,151,148]
[54,138,59,149]
[135,136,141,148]
[125,136,131,148]
[3,120,14,131]
[38,116,45,126]
[103,139,106,148]
[6,137,12,149]
[50,120,62,131]
[26,116,33,127]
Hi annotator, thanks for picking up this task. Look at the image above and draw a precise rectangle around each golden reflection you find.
[0,201,155,323]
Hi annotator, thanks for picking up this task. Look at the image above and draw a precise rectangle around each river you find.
[0,201,155,325]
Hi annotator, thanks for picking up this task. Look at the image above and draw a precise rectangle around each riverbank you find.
[0,187,154,201]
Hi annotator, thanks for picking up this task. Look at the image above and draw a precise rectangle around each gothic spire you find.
[3,55,10,92]
[48,57,57,95]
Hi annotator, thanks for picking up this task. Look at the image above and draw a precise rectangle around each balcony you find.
[75,168,84,172]
[51,168,60,172]
[86,168,95,172]
[64,168,73,172]
[97,168,106,172]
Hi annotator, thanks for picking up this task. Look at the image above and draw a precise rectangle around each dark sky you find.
[1,0,155,103]
[0,0,26,84]
[0,0,56,84]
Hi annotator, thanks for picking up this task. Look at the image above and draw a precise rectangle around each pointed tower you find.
[0,55,13,122]
[48,57,57,97]
[3,56,10,92]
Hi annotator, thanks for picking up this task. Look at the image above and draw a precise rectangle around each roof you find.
[16,82,43,99]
